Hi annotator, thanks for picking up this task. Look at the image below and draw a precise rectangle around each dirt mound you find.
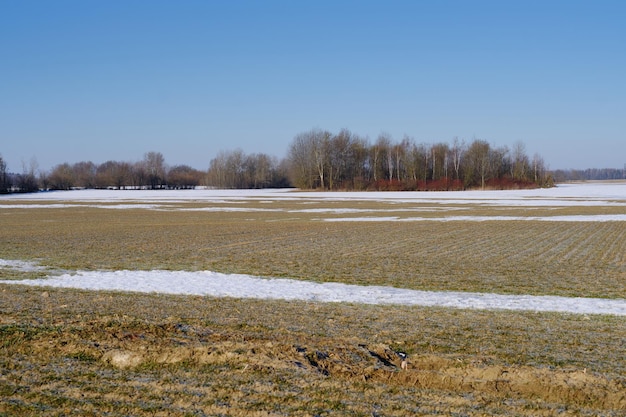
[89,333,625,411]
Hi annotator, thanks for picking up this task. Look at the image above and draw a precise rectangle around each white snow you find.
[0,259,47,272]
[1,182,626,207]
[2,183,626,223]
[1,182,625,315]
[2,268,624,316]
[323,214,626,222]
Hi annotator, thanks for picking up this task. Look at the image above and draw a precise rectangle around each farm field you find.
[1,182,625,415]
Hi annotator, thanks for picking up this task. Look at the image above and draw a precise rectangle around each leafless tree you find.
[168,165,202,189]
[511,141,529,181]
[0,155,10,193]
[287,132,315,189]
[72,161,97,188]
[372,133,392,182]
[450,137,464,180]
[464,139,491,189]
[143,151,167,189]
[95,161,132,189]
[431,142,450,181]
[48,163,74,190]
[287,129,330,189]
[208,149,284,189]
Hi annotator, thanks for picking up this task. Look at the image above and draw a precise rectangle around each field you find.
[1,183,625,415]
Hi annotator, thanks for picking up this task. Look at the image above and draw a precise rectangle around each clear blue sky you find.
[1,0,625,172]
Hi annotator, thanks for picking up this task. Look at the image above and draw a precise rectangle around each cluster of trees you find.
[206,150,290,189]
[0,152,203,193]
[0,151,289,193]
[1,129,560,194]
[0,157,39,193]
[552,167,626,182]
[287,128,552,191]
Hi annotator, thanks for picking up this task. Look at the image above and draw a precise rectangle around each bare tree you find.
[168,165,202,189]
[407,142,428,182]
[464,139,491,189]
[131,161,148,189]
[72,161,97,188]
[287,131,316,189]
[450,137,464,180]
[312,129,331,189]
[328,129,355,189]
[16,157,39,192]
[512,141,529,181]
[48,163,74,190]
[392,138,410,182]
[532,153,551,186]
[144,151,166,189]
[207,151,229,188]
[287,129,330,189]
[373,133,392,181]
[348,134,370,188]
[0,155,10,193]
[431,142,450,181]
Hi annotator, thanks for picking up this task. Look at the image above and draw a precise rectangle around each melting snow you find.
[1,265,624,316]
[2,182,625,315]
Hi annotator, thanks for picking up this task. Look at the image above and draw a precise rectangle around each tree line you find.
[287,128,553,190]
[1,129,556,193]
[552,167,626,182]
[0,151,290,193]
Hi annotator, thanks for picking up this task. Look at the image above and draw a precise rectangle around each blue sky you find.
[1,0,625,172]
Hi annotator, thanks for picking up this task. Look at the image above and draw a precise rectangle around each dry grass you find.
[1,286,625,416]
[1,195,625,415]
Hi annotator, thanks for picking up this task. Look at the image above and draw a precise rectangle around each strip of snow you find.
[1,183,625,207]
[2,203,625,222]
[323,215,626,222]
[2,269,624,316]
[0,259,48,272]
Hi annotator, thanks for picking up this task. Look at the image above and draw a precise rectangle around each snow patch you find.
[2,182,626,208]
[2,267,624,316]
[0,259,47,272]
[323,215,626,222]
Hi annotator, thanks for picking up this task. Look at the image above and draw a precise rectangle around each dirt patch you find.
[85,331,626,411]
[2,285,625,416]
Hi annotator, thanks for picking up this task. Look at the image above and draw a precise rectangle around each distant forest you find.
[1,128,620,194]
[552,168,626,182]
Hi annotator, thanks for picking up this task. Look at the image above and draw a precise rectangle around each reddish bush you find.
[416,178,464,191]
[485,177,538,190]
[363,177,536,192]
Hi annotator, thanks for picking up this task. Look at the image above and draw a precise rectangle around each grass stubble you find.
[1,197,625,416]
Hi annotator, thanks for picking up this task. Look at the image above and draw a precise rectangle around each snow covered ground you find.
[2,182,626,221]
[2,182,626,206]
[1,182,625,315]
[2,265,624,316]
